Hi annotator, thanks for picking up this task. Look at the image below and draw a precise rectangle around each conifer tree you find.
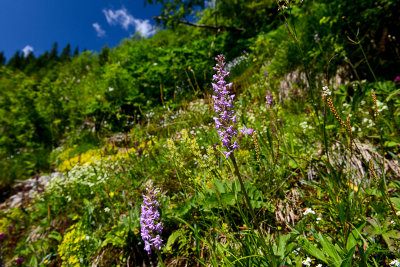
[49,42,59,61]
[36,51,50,69]
[99,46,110,65]
[73,46,79,57]
[23,52,36,74]
[0,52,5,66]
[7,51,23,69]
[60,43,71,61]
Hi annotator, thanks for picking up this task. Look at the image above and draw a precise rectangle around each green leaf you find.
[165,230,182,251]
[316,233,342,266]
[300,238,328,264]
[83,198,91,206]
[390,197,400,210]
[385,89,400,102]
[384,141,399,148]
[214,179,226,194]
[220,192,237,206]
[382,229,400,251]
[326,125,337,130]
[346,222,366,251]
[48,231,62,242]
[29,255,38,267]
[340,246,356,267]
[275,234,291,257]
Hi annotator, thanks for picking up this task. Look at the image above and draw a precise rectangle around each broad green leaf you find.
[300,238,328,264]
[214,179,226,194]
[390,197,400,210]
[317,233,342,266]
[340,246,356,267]
[48,231,62,242]
[165,230,182,251]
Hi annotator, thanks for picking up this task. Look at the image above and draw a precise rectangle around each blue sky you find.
[0,0,162,60]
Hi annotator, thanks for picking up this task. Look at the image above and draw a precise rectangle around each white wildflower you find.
[292,247,301,255]
[390,259,400,267]
[303,208,316,216]
[322,86,331,96]
[300,121,308,130]
[307,167,316,180]
[302,257,312,266]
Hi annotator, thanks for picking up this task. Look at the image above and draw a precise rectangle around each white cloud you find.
[134,20,155,38]
[22,45,34,57]
[205,0,216,8]
[103,8,133,30]
[102,7,156,38]
[92,22,106,37]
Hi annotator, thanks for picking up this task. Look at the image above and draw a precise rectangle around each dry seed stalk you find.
[327,98,347,129]
[267,105,276,122]
[346,116,352,136]
[371,89,378,118]
[346,116,353,147]
[273,138,280,165]
[369,159,379,186]
[252,131,262,170]
[160,84,165,107]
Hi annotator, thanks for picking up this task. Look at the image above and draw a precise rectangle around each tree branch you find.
[152,16,245,32]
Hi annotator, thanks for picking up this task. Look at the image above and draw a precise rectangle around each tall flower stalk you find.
[140,182,165,266]
[212,54,258,226]
[212,54,239,159]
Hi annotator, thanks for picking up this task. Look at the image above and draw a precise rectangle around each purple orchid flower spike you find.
[240,125,254,136]
[212,54,240,158]
[266,91,273,107]
[140,182,164,254]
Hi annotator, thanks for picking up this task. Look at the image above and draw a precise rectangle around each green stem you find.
[381,169,399,223]
[229,154,258,227]
[156,250,165,267]
[358,39,378,83]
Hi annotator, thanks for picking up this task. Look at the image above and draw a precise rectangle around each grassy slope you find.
[1,61,400,265]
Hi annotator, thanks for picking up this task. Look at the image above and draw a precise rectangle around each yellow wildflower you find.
[346,182,358,192]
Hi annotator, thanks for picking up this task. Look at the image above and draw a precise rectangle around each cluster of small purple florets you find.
[266,91,273,107]
[212,55,240,158]
[140,183,164,254]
